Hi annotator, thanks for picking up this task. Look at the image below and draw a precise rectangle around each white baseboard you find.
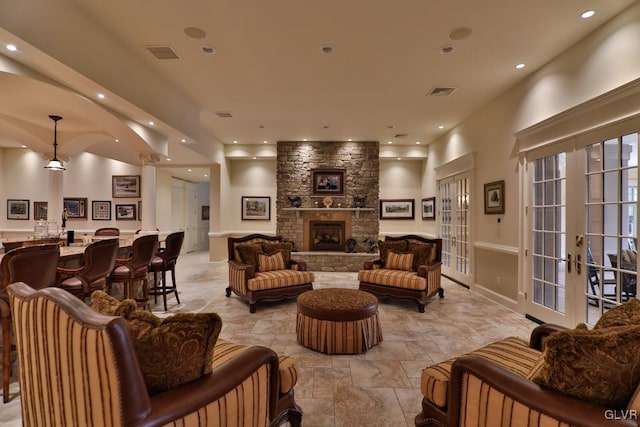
[473,283,521,314]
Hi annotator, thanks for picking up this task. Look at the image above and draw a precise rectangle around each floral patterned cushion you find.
[235,243,264,270]
[378,240,408,266]
[529,324,640,408]
[91,291,222,395]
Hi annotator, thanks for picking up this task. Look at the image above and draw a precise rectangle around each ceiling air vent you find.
[215,112,233,118]
[428,86,457,97]
[145,45,180,60]
[394,133,409,138]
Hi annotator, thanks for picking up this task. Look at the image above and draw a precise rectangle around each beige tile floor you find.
[0,250,537,427]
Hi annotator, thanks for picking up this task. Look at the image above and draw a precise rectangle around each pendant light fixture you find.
[44,115,65,170]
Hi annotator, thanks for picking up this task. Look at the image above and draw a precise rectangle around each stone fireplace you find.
[309,221,345,251]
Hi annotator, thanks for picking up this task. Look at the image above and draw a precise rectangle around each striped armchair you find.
[358,235,443,312]
[8,282,302,427]
[227,234,314,313]
[415,324,637,427]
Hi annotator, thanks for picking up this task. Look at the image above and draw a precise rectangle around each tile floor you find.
[0,250,538,427]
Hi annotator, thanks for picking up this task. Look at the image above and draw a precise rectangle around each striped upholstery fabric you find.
[458,373,570,427]
[358,268,427,291]
[229,264,250,295]
[248,270,315,291]
[386,251,414,271]
[213,339,298,394]
[421,337,540,409]
[296,312,383,354]
[11,290,125,427]
[163,364,272,427]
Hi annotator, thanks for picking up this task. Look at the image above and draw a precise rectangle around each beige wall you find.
[379,159,424,235]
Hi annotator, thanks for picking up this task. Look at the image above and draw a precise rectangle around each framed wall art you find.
[7,199,29,220]
[115,203,137,220]
[138,201,142,221]
[33,201,48,220]
[484,180,505,214]
[380,199,415,220]
[311,169,345,195]
[202,205,210,220]
[92,200,111,220]
[112,175,141,198]
[241,196,270,220]
[421,197,436,220]
[63,197,88,219]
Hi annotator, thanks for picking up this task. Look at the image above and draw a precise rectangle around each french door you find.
[525,132,638,326]
[439,172,473,286]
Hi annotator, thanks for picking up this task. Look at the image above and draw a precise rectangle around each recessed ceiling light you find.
[20,144,27,148]
[415,141,421,145]
[449,27,472,41]
[303,138,308,141]
[323,125,330,129]
[201,45,216,54]
[204,174,208,177]
[181,138,186,143]
[166,158,172,161]
[263,140,268,144]
[388,125,394,129]
[515,63,526,69]
[187,169,192,172]
[97,93,106,99]
[184,27,207,39]
[347,138,353,141]
[387,141,393,144]
[440,44,455,54]
[233,140,238,144]
[320,44,335,54]
[581,10,595,19]
[252,156,257,160]
[397,157,402,160]
[114,139,119,143]
[6,44,17,52]
[438,125,445,129]
[148,121,155,126]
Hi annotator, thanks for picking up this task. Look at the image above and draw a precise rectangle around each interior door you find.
[438,172,473,286]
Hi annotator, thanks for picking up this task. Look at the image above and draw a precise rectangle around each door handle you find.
[576,254,582,275]
[567,253,572,273]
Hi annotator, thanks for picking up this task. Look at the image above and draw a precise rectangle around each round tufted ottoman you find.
[296,288,383,354]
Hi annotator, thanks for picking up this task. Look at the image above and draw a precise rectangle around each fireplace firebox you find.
[309,221,345,251]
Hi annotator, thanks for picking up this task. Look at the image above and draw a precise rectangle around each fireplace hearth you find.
[309,221,345,251]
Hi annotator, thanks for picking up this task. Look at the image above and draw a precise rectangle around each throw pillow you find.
[258,250,286,272]
[262,241,293,267]
[378,240,408,266]
[594,298,640,329]
[235,243,263,270]
[408,243,435,270]
[528,325,640,408]
[91,291,223,396]
[385,251,414,271]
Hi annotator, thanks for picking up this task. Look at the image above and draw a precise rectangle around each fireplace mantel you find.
[282,207,375,219]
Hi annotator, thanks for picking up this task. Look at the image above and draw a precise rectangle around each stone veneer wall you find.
[276,141,379,253]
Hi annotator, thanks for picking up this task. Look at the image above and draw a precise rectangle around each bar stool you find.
[148,231,184,310]
[94,227,120,237]
[57,239,119,301]
[1,244,60,402]
[107,234,158,310]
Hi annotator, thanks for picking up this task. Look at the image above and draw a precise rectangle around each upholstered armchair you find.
[227,234,314,313]
[415,300,640,427]
[8,282,303,426]
[358,235,443,312]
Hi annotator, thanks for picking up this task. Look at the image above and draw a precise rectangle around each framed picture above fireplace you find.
[242,196,271,220]
[380,199,415,220]
[311,169,345,195]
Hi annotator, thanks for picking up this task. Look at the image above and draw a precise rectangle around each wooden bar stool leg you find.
[2,317,11,403]
[172,267,180,305]
[161,269,168,311]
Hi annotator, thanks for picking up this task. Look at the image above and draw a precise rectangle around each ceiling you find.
[0,0,637,183]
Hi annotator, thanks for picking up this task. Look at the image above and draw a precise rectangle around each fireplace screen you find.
[309,221,345,251]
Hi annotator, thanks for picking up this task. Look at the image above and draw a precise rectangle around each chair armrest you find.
[529,323,569,351]
[228,259,255,279]
[449,356,634,427]
[56,266,84,276]
[143,346,280,427]
[417,262,441,277]
[363,260,383,270]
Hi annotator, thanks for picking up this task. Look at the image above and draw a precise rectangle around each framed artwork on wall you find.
[421,197,436,220]
[112,175,141,198]
[138,201,142,220]
[380,199,415,220]
[92,200,111,220]
[241,196,270,220]
[63,197,88,219]
[202,205,210,220]
[33,201,48,220]
[7,199,29,220]
[115,203,137,220]
[484,180,505,214]
[311,169,345,195]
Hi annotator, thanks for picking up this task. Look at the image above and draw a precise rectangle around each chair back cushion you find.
[83,239,119,285]
[128,234,159,270]
[95,227,120,236]
[162,231,185,263]
[8,282,151,426]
